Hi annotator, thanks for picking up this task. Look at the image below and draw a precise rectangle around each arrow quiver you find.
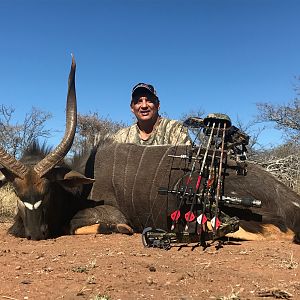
[142,113,261,249]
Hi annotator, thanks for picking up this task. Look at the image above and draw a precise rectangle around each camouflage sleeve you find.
[168,120,192,145]
[110,127,130,143]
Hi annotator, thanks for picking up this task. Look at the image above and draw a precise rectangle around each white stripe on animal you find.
[23,200,42,210]
[292,201,300,208]
[34,200,42,209]
[24,202,34,210]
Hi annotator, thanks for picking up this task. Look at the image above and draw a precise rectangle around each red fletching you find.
[207,178,214,188]
[185,211,195,222]
[196,175,202,190]
[171,210,181,221]
[215,217,221,229]
[211,216,221,229]
[196,214,207,225]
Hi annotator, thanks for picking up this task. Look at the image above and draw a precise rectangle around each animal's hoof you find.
[116,224,134,235]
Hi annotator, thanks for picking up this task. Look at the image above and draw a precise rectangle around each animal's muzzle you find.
[25,223,49,240]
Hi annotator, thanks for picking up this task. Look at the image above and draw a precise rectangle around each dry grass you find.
[217,287,243,300]
[0,184,17,222]
[72,259,97,274]
[280,252,299,270]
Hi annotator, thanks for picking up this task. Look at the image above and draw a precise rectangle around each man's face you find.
[131,92,160,122]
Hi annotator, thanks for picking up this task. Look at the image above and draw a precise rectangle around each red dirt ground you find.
[0,222,300,300]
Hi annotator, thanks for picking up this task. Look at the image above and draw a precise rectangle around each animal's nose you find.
[26,234,42,241]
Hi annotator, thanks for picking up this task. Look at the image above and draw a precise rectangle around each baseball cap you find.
[131,83,159,100]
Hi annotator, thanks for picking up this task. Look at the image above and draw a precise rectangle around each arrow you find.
[213,122,227,234]
[184,122,216,230]
[198,123,221,238]
[170,128,207,230]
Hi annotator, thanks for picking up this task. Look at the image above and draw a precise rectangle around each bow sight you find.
[142,113,262,249]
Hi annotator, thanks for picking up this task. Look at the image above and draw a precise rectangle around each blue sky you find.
[0,0,299,148]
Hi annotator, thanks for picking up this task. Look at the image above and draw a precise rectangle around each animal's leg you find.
[69,204,133,235]
[225,226,264,241]
[74,223,133,235]
[226,224,294,241]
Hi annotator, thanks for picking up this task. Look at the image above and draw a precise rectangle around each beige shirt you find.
[112,118,191,145]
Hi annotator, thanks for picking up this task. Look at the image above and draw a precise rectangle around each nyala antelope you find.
[1,58,300,244]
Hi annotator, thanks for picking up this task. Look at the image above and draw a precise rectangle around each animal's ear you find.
[58,170,95,187]
[0,168,13,187]
[0,170,6,188]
